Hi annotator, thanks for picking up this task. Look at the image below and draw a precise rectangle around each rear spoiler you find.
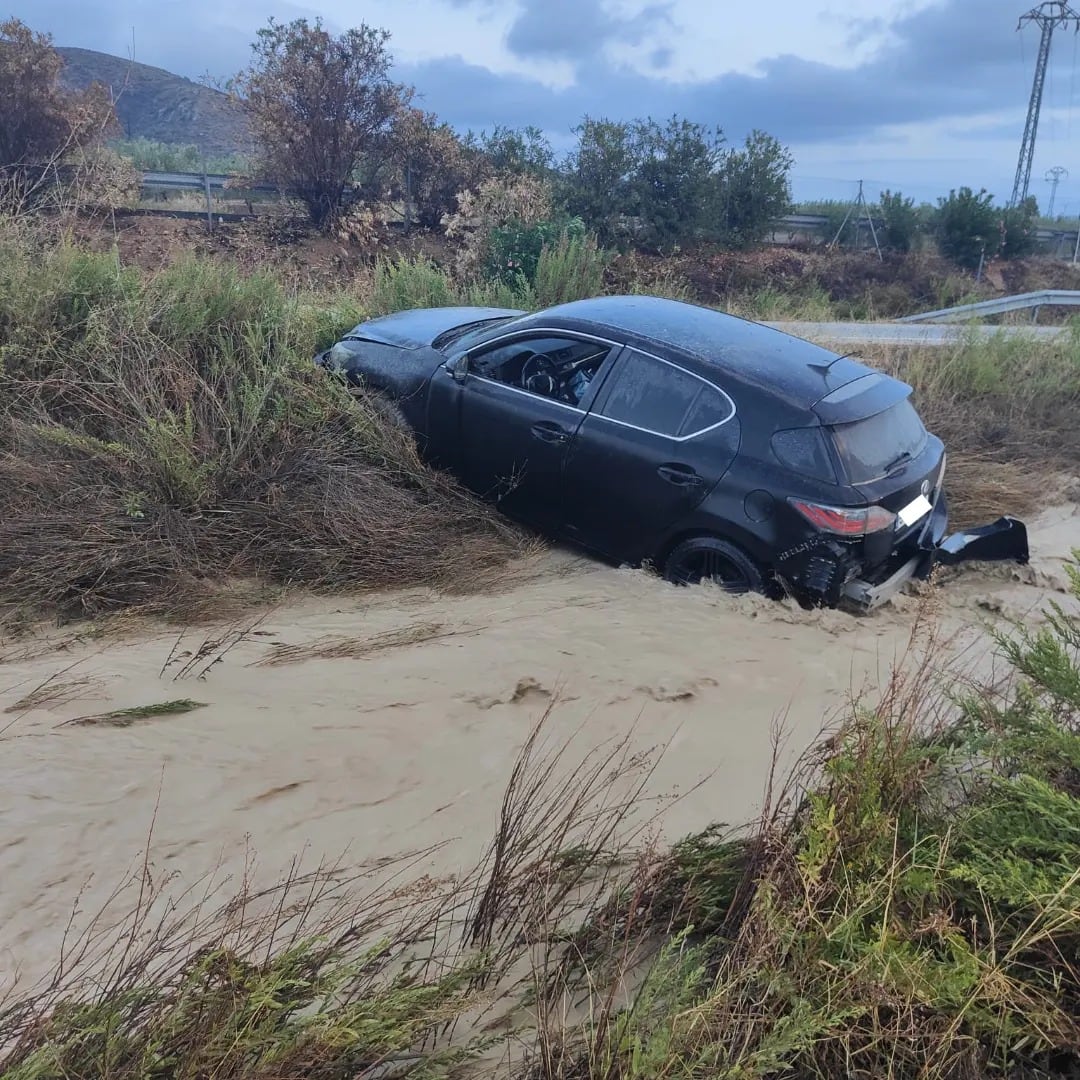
[812,373,912,426]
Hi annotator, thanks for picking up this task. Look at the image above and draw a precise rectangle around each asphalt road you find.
[766,320,1069,347]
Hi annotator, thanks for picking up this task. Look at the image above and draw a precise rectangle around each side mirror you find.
[447,356,468,383]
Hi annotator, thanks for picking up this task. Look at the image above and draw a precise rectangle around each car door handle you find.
[657,464,703,487]
[531,421,569,445]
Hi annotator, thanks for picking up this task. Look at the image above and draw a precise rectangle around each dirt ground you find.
[1,503,1077,993]
[69,210,1080,313]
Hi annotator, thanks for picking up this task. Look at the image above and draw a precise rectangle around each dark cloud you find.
[504,0,673,62]
[11,0,1077,162]
[404,0,1069,148]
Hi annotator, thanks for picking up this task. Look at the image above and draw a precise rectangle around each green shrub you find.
[487,216,586,285]
[531,231,608,307]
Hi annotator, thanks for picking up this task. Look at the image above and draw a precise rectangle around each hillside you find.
[57,46,249,156]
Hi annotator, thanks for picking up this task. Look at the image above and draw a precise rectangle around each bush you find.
[879,189,920,252]
[531,231,608,307]
[936,187,999,270]
[0,224,527,618]
[388,108,487,229]
[487,216,585,284]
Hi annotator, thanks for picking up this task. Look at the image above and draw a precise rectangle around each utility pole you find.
[1011,2,1080,208]
[828,180,882,260]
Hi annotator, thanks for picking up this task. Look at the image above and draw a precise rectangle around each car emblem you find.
[921,479,930,496]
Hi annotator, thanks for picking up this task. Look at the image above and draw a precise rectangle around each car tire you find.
[663,537,766,596]
[357,391,414,441]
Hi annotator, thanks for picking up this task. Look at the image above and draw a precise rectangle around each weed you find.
[62,699,207,727]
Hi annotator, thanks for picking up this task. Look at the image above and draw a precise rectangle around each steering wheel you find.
[519,352,562,398]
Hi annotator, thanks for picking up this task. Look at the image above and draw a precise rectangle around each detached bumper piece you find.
[843,515,1030,611]
[934,516,1030,568]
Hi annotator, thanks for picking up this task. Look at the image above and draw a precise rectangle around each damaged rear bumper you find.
[842,502,1030,611]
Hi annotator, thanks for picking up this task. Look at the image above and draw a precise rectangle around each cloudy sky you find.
[15,0,1080,210]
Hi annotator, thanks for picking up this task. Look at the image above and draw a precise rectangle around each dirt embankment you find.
[2,503,1076,992]
[71,210,1080,315]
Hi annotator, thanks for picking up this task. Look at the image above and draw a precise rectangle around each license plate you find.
[897,494,933,528]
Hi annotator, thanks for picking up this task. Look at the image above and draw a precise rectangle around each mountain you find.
[57,47,249,156]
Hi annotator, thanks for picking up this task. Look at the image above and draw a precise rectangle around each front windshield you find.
[433,316,518,353]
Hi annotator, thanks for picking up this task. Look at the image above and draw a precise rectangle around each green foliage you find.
[472,124,554,176]
[879,189,920,252]
[367,254,461,314]
[0,223,524,615]
[1000,195,1039,260]
[2,940,489,1080]
[936,186,1000,269]
[487,216,585,284]
[560,116,641,247]
[560,117,793,252]
[531,231,608,307]
[111,137,249,175]
[632,117,723,250]
[709,129,793,250]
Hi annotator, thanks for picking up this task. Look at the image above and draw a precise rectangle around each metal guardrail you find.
[897,290,1080,324]
[134,172,1080,256]
[140,170,278,194]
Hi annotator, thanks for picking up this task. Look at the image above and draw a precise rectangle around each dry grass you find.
[3,672,101,714]
[253,620,469,667]
[0,223,532,624]
[855,332,1080,526]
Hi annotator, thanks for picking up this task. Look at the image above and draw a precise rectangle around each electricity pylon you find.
[1011,2,1080,208]
[1046,165,1069,216]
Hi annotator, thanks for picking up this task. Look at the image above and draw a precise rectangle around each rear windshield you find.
[829,399,927,484]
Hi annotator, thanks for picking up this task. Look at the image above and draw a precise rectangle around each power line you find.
[1011,2,1080,207]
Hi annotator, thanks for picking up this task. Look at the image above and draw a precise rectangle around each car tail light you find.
[789,498,896,536]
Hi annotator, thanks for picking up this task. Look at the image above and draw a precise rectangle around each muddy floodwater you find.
[2,504,1077,990]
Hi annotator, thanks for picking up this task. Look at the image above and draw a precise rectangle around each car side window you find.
[469,335,612,407]
[599,349,734,437]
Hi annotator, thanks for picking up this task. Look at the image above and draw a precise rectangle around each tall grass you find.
[0,224,530,619]
[364,233,608,320]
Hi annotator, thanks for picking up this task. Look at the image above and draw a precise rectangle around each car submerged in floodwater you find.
[315,295,1029,610]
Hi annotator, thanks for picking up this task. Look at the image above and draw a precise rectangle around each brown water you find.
[2,504,1077,991]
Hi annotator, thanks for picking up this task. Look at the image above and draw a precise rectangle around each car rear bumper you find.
[841,500,1030,611]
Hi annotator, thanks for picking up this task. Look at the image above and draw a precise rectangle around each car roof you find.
[523,295,878,408]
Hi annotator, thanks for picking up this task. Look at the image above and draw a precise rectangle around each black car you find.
[316,295,1028,609]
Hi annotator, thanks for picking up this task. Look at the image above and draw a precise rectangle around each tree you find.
[1000,195,1039,260]
[936,187,999,270]
[633,117,722,250]
[560,118,641,245]
[474,125,554,177]
[234,18,410,228]
[388,107,486,228]
[0,19,115,207]
[878,190,920,253]
[710,130,793,249]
